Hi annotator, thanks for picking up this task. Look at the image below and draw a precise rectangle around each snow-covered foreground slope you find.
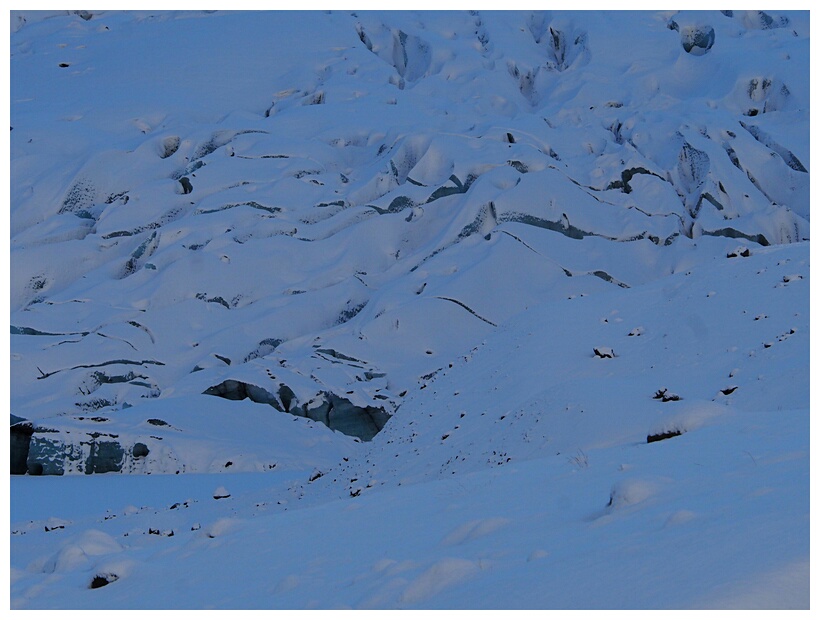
[9,10,809,609]
[10,242,810,608]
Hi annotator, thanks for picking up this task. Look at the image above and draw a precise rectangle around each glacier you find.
[8,10,809,609]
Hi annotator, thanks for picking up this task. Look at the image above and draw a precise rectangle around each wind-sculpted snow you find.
[8,11,809,608]
[10,11,808,464]
[9,243,809,608]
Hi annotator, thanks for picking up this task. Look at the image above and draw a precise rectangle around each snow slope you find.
[9,10,810,609]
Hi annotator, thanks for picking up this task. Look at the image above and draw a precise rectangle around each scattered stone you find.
[647,429,683,443]
[593,347,615,359]
[777,328,797,342]
[727,246,751,258]
[90,574,118,589]
[213,486,230,500]
[653,388,681,402]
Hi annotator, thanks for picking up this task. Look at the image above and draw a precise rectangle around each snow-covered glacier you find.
[9,10,809,609]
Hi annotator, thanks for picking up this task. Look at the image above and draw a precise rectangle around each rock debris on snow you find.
[9,9,808,611]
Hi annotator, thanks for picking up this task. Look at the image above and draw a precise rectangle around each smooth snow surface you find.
[9,10,809,609]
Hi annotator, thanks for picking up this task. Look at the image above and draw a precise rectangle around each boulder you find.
[680,24,715,56]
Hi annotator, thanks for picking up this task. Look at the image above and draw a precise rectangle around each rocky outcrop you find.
[12,407,162,475]
[22,430,130,475]
[203,379,391,442]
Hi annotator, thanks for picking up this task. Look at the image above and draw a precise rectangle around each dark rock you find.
[647,429,683,443]
[85,440,124,474]
[315,394,391,441]
[203,380,391,441]
[681,25,715,55]
[543,25,588,72]
[426,174,471,203]
[701,228,770,247]
[132,442,149,458]
[204,379,251,402]
[27,435,69,475]
[90,574,117,589]
[653,388,681,402]
[10,419,34,475]
[28,462,44,476]
[277,384,296,411]
[159,136,180,159]
[179,177,193,194]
